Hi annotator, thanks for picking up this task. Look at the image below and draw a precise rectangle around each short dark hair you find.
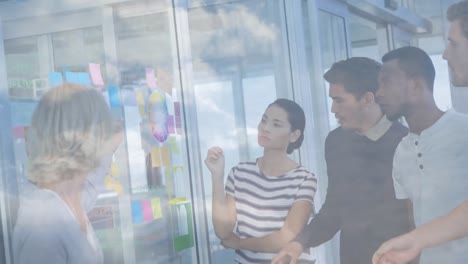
[324,57,382,99]
[269,99,305,154]
[382,46,435,91]
[447,1,468,38]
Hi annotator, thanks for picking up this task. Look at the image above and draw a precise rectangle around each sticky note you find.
[131,201,143,224]
[105,175,123,194]
[151,198,163,219]
[65,72,79,83]
[151,147,161,168]
[79,72,92,86]
[89,63,105,86]
[49,72,63,88]
[12,126,24,140]
[168,136,180,155]
[165,94,174,115]
[136,91,146,118]
[160,146,170,166]
[142,200,153,222]
[173,166,184,174]
[146,68,157,89]
[174,102,181,117]
[156,68,173,95]
[167,115,175,134]
[169,197,187,204]
[108,86,121,108]
[175,115,182,134]
[111,163,119,177]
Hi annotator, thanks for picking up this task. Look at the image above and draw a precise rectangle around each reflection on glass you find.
[349,13,380,61]
[188,1,289,262]
[5,37,41,99]
[316,10,347,130]
[5,2,196,264]
[114,5,195,264]
[432,54,452,110]
[52,27,105,73]
[317,11,347,70]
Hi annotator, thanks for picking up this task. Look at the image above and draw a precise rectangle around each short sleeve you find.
[225,167,236,196]
[393,147,409,200]
[294,171,317,204]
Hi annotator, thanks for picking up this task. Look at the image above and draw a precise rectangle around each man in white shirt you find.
[372,2,468,263]
[375,46,468,264]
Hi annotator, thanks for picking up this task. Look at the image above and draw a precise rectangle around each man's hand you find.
[271,241,303,264]
[372,233,422,264]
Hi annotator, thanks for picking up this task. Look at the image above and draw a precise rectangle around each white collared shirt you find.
[393,109,468,263]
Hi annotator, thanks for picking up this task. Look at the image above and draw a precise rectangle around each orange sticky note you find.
[151,147,161,167]
[151,197,163,219]
[160,146,170,166]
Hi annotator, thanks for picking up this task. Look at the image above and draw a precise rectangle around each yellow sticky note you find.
[105,175,123,194]
[151,147,161,167]
[136,91,146,118]
[168,136,180,155]
[173,166,184,174]
[111,163,120,177]
[151,197,163,219]
[169,197,187,204]
[165,168,172,198]
[160,146,170,166]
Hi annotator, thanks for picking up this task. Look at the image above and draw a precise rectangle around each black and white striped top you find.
[225,161,317,264]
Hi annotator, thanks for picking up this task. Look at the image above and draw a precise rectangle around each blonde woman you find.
[13,83,123,264]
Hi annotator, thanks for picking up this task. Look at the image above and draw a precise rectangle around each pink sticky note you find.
[146,68,157,89]
[12,126,24,140]
[89,63,104,86]
[175,115,182,135]
[142,200,153,222]
[174,102,181,117]
[167,115,175,134]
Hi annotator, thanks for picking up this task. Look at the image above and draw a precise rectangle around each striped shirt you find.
[225,161,317,264]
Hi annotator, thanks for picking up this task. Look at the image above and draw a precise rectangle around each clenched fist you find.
[205,147,225,177]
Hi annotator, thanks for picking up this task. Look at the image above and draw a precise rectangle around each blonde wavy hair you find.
[27,83,121,184]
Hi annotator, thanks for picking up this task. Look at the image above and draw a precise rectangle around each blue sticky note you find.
[108,86,121,108]
[49,72,63,88]
[131,201,143,224]
[79,72,91,86]
[65,72,80,83]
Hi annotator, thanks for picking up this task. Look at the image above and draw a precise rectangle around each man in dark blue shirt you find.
[273,57,413,264]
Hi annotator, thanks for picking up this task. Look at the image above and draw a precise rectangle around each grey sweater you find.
[12,163,108,264]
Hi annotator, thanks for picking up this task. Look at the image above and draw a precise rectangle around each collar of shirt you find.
[360,115,392,141]
[408,108,453,137]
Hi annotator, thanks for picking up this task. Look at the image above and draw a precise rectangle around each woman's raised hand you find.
[205,147,225,177]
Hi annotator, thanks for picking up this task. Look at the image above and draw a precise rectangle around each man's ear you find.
[361,91,376,107]
[408,78,426,98]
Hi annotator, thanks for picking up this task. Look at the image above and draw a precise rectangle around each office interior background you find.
[0,0,464,263]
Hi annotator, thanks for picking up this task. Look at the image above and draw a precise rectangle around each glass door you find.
[185,0,294,262]
[2,1,198,263]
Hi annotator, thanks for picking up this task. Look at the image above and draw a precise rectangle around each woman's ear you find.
[290,129,301,143]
